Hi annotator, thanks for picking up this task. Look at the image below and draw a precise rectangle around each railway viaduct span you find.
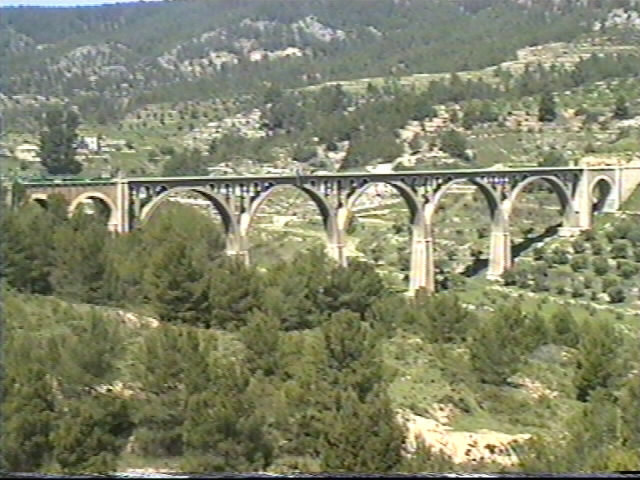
[8,165,640,294]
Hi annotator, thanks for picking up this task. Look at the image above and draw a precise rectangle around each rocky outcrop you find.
[397,409,531,467]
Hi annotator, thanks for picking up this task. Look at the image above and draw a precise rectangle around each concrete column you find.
[115,179,130,233]
[227,212,250,266]
[133,190,142,227]
[225,232,250,266]
[408,206,434,295]
[487,221,511,280]
[613,166,622,211]
[558,204,582,237]
[327,207,348,267]
[574,170,593,231]
[408,227,434,295]
[327,239,347,267]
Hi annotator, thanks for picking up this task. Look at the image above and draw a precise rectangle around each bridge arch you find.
[343,180,421,228]
[589,175,615,214]
[424,178,502,228]
[245,184,334,234]
[29,193,50,209]
[68,191,118,226]
[139,186,237,234]
[506,175,574,221]
[422,178,503,288]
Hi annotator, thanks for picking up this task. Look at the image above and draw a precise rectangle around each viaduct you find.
[6,164,640,294]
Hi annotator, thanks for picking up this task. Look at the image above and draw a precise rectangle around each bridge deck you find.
[10,166,622,187]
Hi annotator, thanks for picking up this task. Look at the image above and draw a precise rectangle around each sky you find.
[0,0,165,6]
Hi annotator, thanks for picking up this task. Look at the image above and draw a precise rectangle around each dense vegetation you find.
[1,197,639,473]
[505,215,640,305]
[3,0,640,474]
[0,0,609,118]
[2,0,638,130]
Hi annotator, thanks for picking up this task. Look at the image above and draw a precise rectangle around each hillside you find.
[0,0,607,119]
[2,202,640,474]
[3,0,640,469]
[4,0,640,185]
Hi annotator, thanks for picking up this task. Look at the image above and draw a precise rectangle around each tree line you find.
[2,0,624,129]
[1,196,639,473]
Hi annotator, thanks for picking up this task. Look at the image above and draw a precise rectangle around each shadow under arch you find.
[424,178,501,277]
[425,178,501,225]
[245,183,334,234]
[139,186,237,234]
[506,175,574,261]
[341,181,421,288]
[68,191,117,225]
[506,175,573,220]
[344,180,421,228]
[29,193,49,209]
[589,175,614,214]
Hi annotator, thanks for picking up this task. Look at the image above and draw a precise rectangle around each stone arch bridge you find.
[9,165,640,294]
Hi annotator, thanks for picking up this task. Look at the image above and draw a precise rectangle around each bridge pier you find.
[326,207,349,267]
[574,173,594,231]
[487,226,511,280]
[225,233,250,266]
[408,233,434,295]
[17,165,635,296]
[115,179,130,233]
[408,211,434,295]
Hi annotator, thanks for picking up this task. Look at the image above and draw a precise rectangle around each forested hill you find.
[0,0,627,123]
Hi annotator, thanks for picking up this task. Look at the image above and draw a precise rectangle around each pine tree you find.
[209,259,264,330]
[613,94,630,120]
[321,310,386,400]
[1,204,55,294]
[240,310,282,377]
[181,360,275,472]
[1,346,56,471]
[548,305,580,347]
[318,260,386,319]
[261,248,330,330]
[517,391,625,472]
[51,395,133,474]
[619,373,640,449]
[49,211,110,303]
[47,308,127,396]
[39,106,82,175]
[439,129,469,160]
[467,302,528,385]
[420,293,475,344]
[142,239,211,325]
[537,91,557,122]
[574,320,625,402]
[319,387,404,472]
[130,325,208,457]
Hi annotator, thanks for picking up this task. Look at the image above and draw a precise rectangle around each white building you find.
[79,136,100,152]
[14,143,40,162]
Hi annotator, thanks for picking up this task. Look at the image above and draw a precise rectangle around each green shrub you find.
[532,247,545,261]
[570,254,589,272]
[551,247,570,265]
[591,242,604,255]
[583,273,595,289]
[572,238,587,254]
[610,239,631,259]
[617,260,638,279]
[607,286,626,304]
[601,275,619,292]
[592,257,609,276]
[571,281,584,298]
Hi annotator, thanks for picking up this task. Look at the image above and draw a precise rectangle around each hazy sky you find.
[0,0,165,6]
